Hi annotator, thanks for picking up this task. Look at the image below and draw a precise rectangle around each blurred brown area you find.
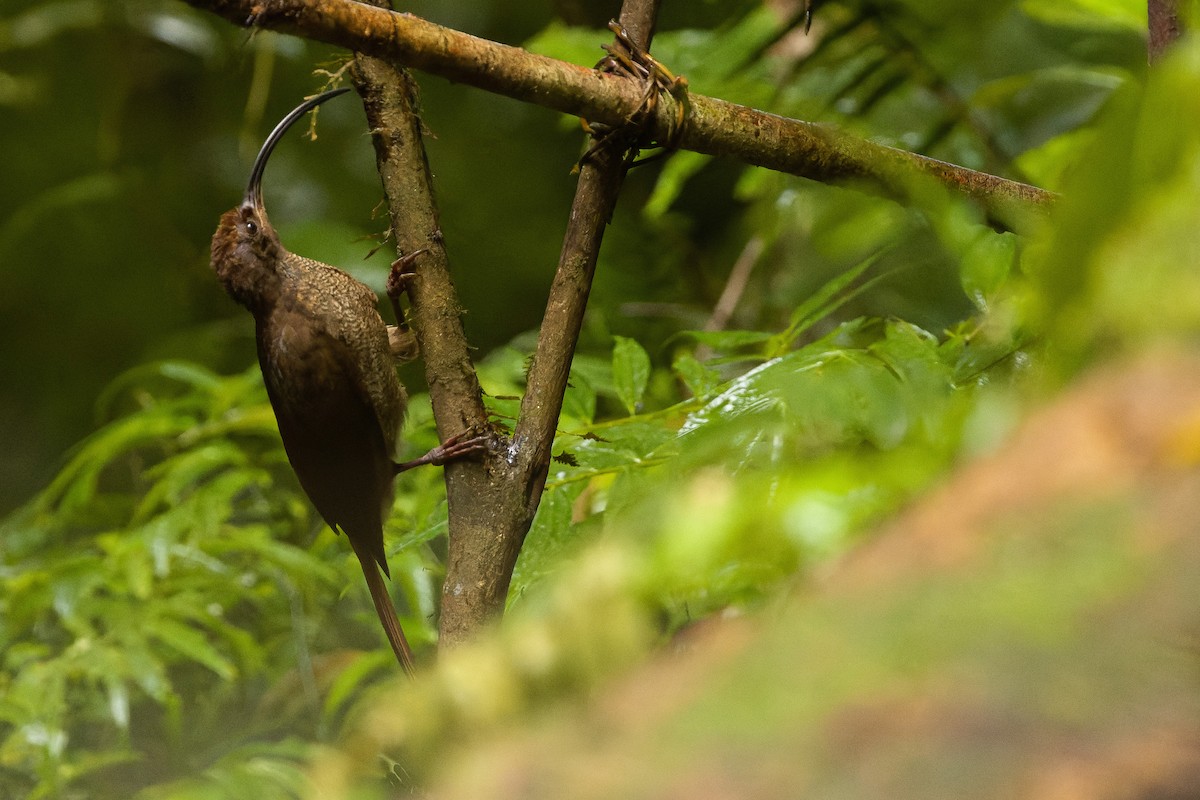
[427,347,1200,799]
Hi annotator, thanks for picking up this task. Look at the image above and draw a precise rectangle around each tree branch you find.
[346,0,667,646]
[199,0,1060,651]
[434,0,667,643]
[1149,0,1187,64]
[514,0,663,527]
[183,0,1054,231]
[350,4,511,650]
[351,47,486,440]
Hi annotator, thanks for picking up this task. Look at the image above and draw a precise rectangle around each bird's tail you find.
[352,545,417,676]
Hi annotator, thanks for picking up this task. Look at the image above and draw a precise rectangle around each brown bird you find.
[210,89,484,675]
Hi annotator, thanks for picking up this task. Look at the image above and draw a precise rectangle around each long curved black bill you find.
[244,87,351,211]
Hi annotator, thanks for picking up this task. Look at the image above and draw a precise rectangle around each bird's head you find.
[210,88,350,312]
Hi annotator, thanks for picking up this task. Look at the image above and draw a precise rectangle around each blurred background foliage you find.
[2,0,1188,797]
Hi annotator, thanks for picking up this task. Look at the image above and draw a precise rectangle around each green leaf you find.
[612,336,651,415]
[568,422,677,473]
[510,480,590,601]
[644,151,713,220]
[562,367,598,426]
[144,617,236,680]
[1020,0,1144,30]
[322,651,391,722]
[104,678,129,730]
[38,412,195,519]
[959,231,1018,310]
[133,442,250,522]
[672,352,722,398]
[207,527,339,585]
[94,360,221,421]
[677,329,775,352]
[775,250,889,353]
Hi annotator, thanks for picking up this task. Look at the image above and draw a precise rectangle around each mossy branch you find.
[183,0,1054,231]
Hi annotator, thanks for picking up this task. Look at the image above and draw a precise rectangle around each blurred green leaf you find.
[143,618,236,680]
[1020,0,1145,30]
[524,20,608,68]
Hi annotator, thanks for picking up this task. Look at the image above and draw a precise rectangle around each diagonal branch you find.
[345,0,669,646]
[182,0,1054,231]
[513,0,664,521]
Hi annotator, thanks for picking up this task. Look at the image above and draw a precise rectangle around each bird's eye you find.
[245,219,258,235]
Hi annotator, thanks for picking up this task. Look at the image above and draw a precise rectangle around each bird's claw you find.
[576,20,691,171]
[432,431,491,464]
[387,249,426,302]
[387,249,428,333]
[394,430,490,475]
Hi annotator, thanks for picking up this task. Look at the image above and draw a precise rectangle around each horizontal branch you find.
[184,0,1055,230]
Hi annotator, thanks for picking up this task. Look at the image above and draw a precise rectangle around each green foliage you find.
[1034,42,1200,366]
[0,364,445,798]
[513,291,1021,621]
[1,0,1178,797]
[335,35,1200,795]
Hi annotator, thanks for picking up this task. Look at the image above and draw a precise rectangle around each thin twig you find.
[705,235,766,335]
[695,235,766,363]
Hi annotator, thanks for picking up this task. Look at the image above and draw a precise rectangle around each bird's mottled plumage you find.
[262,254,405,573]
[209,89,416,673]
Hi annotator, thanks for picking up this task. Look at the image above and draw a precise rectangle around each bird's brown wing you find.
[258,298,417,673]
[257,307,396,574]
[293,258,407,458]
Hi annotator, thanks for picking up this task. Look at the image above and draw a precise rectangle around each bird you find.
[209,88,485,675]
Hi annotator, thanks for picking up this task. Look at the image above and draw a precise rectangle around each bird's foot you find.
[394,430,490,475]
[387,249,428,333]
[576,20,691,171]
[387,249,427,302]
